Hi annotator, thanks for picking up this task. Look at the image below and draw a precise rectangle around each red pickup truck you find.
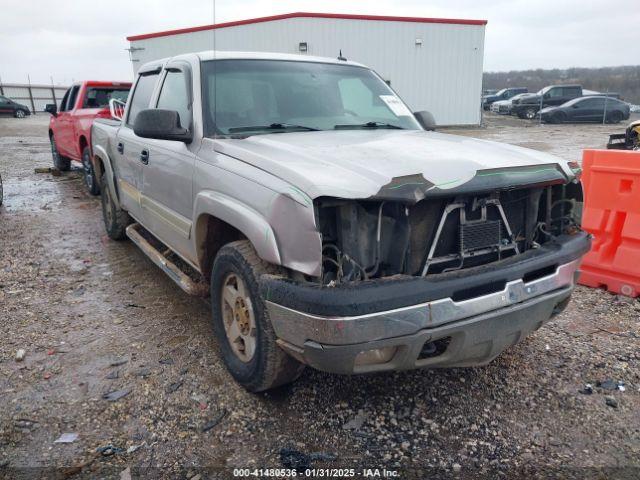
[45,81,131,194]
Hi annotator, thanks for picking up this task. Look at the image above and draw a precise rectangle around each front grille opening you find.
[523,264,557,283]
[418,337,451,359]
[451,280,506,302]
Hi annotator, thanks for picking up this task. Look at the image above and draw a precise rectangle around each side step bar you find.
[125,223,209,297]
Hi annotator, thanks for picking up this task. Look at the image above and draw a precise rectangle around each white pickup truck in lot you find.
[91,51,590,391]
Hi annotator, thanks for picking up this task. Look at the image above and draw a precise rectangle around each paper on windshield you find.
[380,95,412,117]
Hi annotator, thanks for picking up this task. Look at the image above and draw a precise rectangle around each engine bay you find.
[315,182,583,285]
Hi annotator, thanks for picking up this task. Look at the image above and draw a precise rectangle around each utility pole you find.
[27,74,36,114]
[50,76,57,106]
[602,90,610,125]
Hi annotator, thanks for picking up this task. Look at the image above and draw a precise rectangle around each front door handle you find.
[117,142,124,154]
[140,149,149,165]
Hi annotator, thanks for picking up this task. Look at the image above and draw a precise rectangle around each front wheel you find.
[523,107,537,120]
[14,109,27,118]
[210,240,304,392]
[50,135,70,171]
[82,146,100,195]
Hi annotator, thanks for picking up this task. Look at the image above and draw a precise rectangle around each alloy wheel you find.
[221,272,257,363]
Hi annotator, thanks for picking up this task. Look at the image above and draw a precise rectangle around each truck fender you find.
[193,191,282,269]
[92,144,120,209]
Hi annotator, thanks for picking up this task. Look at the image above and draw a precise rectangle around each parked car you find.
[482,87,528,110]
[92,51,589,392]
[490,93,530,115]
[539,96,630,124]
[45,81,132,194]
[512,85,583,119]
[0,95,31,118]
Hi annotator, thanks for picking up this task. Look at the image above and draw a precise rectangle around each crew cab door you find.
[138,62,196,260]
[114,69,161,221]
[55,85,80,157]
[545,87,565,106]
[570,98,597,122]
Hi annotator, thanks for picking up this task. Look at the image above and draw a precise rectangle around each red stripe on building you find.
[127,12,488,41]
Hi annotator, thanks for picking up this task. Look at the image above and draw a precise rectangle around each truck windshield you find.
[201,59,421,137]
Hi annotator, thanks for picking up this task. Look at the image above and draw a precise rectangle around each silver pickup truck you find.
[92,51,590,392]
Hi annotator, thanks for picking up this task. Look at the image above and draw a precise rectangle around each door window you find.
[579,98,604,108]
[65,86,80,111]
[564,87,581,97]
[59,89,70,111]
[548,88,563,98]
[127,72,160,127]
[156,70,191,129]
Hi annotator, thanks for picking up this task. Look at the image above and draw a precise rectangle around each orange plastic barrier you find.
[578,149,640,297]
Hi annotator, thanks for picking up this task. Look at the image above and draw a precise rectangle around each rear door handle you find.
[140,149,149,165]
[117,142,124,154]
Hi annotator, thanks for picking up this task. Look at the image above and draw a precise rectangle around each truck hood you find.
[213,129,573,202]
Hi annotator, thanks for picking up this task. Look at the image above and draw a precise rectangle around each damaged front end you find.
[315,169,584,285]
[262,164,590,374]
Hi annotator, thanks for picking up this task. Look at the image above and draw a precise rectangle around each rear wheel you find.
[210,240,304,392]
[82,146,100,196]
[50,135,70,171]
[100,175,130,240]
[607,111,623,124]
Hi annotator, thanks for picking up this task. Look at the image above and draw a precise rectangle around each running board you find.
[125,223,209,297]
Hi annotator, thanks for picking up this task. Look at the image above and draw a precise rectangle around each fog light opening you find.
[418,337,451,359]
[354,346,397,366]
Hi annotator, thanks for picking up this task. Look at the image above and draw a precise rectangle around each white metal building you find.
[0,83,68,112]
[127,12,487,126]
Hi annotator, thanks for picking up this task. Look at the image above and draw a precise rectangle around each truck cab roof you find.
[137,50,367,73]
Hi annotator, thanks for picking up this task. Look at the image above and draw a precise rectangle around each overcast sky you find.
[1,0,638,85]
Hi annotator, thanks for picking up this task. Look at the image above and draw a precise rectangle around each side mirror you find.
[133,109,192,143]
[543,93,551,99]
[45,104,57,116]
[413,110,436,131]
[572,104,580,109]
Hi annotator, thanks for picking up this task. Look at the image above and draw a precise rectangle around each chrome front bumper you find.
[266,259,581,374]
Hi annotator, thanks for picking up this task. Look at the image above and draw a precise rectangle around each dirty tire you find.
[553,112,567,124]
[15,109,27,118]
[524,107,537,120]
[607,111,623,124]
[100,175,130,240]
[210,240,304,392]
[50,135,70,171]
[82,146,100,196]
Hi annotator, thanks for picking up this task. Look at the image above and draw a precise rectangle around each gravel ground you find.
[0,114,639,479]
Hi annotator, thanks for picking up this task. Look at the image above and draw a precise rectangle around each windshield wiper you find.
[227,123,320,133]
[334,121,404,130]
